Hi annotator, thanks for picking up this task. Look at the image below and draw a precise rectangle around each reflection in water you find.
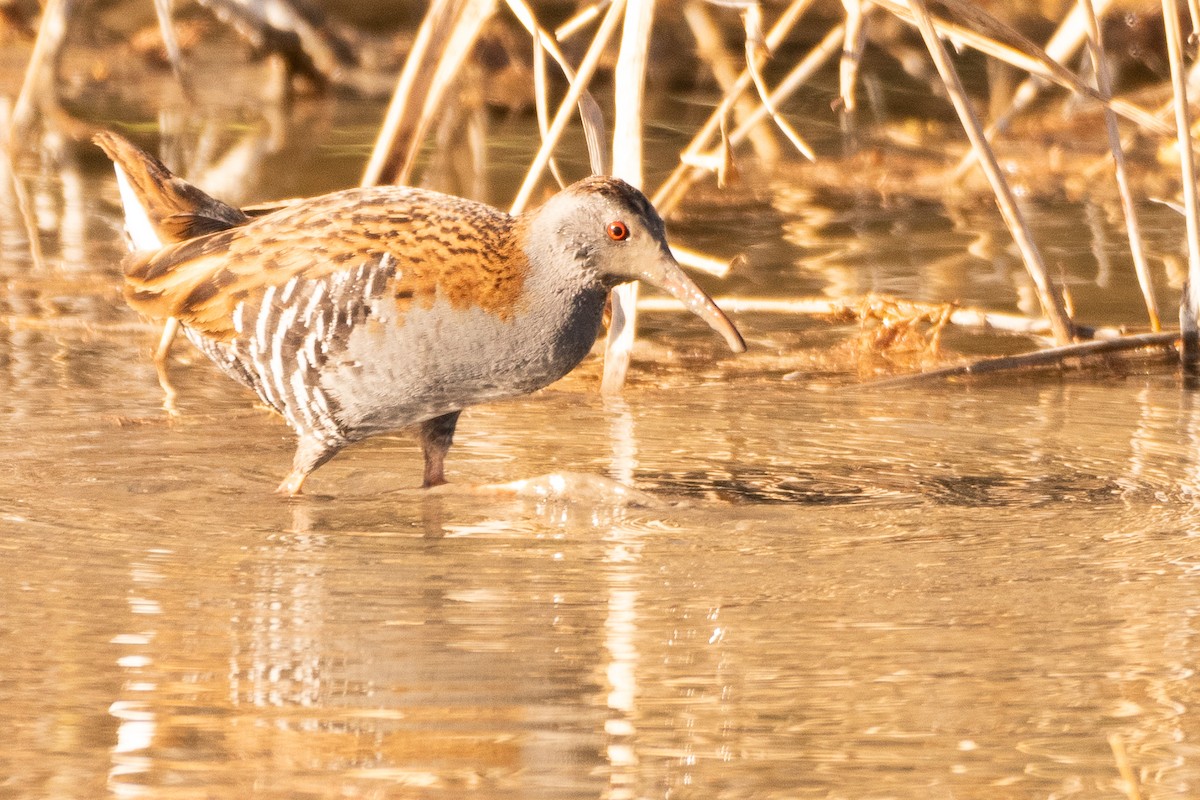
[601,398,642,799]
[229,528,327,712]
[1181,390,1200,500]
[602,528,642,800]
[108,554,163,797]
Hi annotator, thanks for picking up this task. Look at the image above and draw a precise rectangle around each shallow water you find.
[5,76,1200,800]
[8,361,1200,799]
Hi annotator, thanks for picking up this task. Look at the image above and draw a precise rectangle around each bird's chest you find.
[324,283,608,432]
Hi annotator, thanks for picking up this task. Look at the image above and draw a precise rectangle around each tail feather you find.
[93,131,250,257]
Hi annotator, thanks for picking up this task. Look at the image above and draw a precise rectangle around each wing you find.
[124,186,530,343]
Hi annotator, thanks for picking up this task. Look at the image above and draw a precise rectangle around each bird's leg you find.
[276,435,340,496]
[418,411,461,488]
[153,317,180,411]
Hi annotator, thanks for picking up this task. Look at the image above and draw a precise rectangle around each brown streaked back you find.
[125,186,530,341]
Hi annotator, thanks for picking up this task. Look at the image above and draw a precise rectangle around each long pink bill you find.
[635,252,747,353]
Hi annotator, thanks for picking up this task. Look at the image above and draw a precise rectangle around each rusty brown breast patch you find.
[125,187,529,341]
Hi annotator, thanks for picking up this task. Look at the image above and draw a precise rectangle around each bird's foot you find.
[276,470,307,497]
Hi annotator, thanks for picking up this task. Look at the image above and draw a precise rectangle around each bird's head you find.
[527,176,746,353]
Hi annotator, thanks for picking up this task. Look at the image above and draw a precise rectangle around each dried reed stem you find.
[656,17,841,213]
[670,246,736,278]
[0,98,43,271]
[908,0,1074,344]
[529,11,565,188]
[2,0,75,273]
[1081,0,1159,331]
[1162,0,1200,373]
[839,0,868,113]
[683,1,778,164]
[555,0,610,41]
[878,0,1167,138]
[505,0,607,182]
[654,0,819,211]
[946,0,1122,181]
[361,0,496,188]
[602,0,655,393]
[636,295,1125,337]
[10,0,72,146]
[509,0,627,214]
[152,0,190,96]
[743,4,815,161]
[725,25,845,153]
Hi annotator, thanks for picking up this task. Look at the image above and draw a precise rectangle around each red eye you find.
[606,221,630,241]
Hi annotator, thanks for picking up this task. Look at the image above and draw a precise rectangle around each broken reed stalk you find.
[683,1,779,165]
[657,25,842,214]
[839,0,868,113]
[1081,0,1160,332]
[742,4,815,161]
[856,332,1178,389]
[654,0,819,212]
[504,0,607,182]
[947,0,1117,182]
[876,0,1169,141]
[602,0,655,394]
[509,0,627,214]
[937,0,1119,101]
[907,0,1074,345]
[724,25,844,156]
[361,0,496,188]
[1162,0,1200,374]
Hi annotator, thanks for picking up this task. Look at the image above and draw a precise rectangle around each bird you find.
[96,131,746,495]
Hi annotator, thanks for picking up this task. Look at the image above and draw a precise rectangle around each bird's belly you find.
[324,297,604,436]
